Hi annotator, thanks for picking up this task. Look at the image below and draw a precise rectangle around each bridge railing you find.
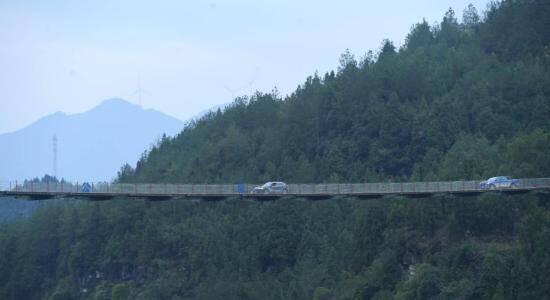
[1,178,550,195]
[0,181,11,192]
[286,181,483,194]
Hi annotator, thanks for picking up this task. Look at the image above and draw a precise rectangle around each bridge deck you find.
[1,178,549,200]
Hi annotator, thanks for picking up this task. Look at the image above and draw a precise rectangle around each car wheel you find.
[489,184,496,190]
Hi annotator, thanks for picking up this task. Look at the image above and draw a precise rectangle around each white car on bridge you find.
[479,176,520,189]
[252,182,289,194]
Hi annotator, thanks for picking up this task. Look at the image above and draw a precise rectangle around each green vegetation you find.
[1,1,550,299]
[118,2,550,184]
[1,195,549,299]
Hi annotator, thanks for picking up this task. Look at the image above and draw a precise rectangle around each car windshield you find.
[261,182,273,188]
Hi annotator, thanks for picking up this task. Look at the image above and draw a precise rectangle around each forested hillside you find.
[1,1,550,299]
[1,194,549,299]
[117,1,550,184]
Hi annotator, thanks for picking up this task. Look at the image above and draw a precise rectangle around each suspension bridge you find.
[1,178,549,201]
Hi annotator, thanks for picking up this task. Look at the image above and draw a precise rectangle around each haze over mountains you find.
[0,99,184,182]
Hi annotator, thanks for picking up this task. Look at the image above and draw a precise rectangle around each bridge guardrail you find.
[1,178,550,196]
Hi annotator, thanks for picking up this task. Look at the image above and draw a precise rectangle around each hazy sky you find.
[0,0,491,134]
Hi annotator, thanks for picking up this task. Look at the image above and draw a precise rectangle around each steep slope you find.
[0,99,183,182]
[120,2,550,184]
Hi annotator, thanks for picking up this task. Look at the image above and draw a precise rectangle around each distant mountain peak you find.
[97,98,140,108]
[0,97,185,182]
[85,98,144,116]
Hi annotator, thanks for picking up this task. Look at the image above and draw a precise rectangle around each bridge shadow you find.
[249,195,284,201]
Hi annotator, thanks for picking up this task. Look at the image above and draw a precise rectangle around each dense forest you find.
[117,2,550,184]
[1,194,549,299]
[1,1,550,299]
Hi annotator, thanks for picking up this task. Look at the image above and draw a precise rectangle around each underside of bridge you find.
[2,187,549,202]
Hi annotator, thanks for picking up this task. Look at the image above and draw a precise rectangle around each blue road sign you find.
[237,184,246,195]
[81,182,91,193]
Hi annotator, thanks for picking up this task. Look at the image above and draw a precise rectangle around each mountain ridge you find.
[118,1,550,185]
[0,98,184,182]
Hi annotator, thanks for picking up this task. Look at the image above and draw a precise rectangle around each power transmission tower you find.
[53,135,58,179]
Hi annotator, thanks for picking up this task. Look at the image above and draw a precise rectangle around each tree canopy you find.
[117,1,549,185]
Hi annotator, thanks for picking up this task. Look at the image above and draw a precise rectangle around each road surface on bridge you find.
[1,178,549,201]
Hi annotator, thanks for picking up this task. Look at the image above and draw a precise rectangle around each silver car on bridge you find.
[252,182,289,194]
[479,176,520,189]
